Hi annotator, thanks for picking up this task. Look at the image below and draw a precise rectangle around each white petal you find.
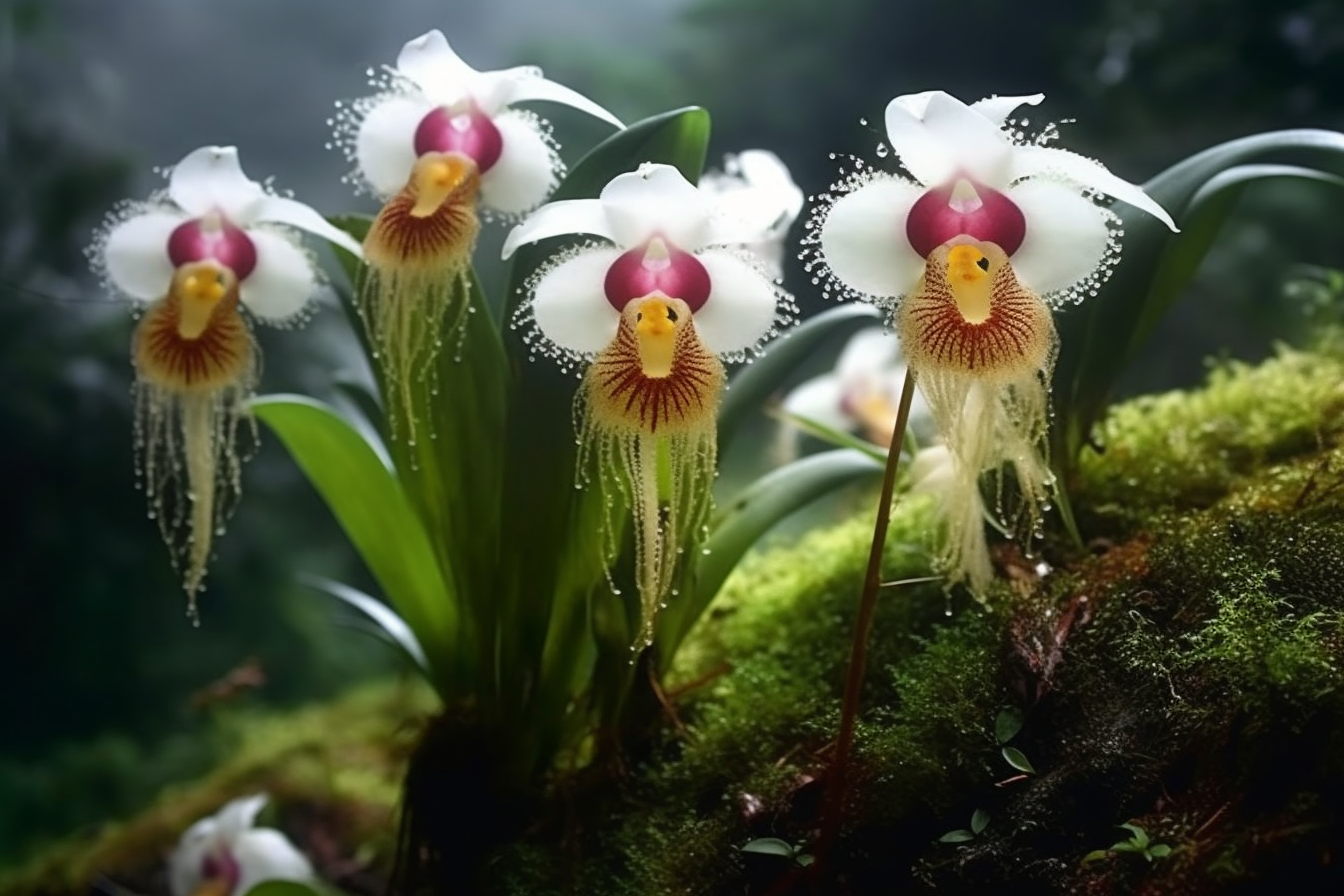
[168,816,217,896]
[702,149,804,241]
[253,195,364,258]
[600,164,714,249]
[1010,144,1178,231]
[819,176,925,299]
[239,229,318,322]
[781,374,853,432]
[496,69,623,129]
[395,30,474,104]
[231,829,315,894]
[168,147,266,221]
[216,794,267,842]
[692,249,779,355]
[501,198,614,258]
[968,93,1045,127]
[1007,179,1113,296]
[356,94,433,197]
[530,246,622,354]
[836,327,899,380]
[103,211,183,300]
[918,91,1016,185]
[883,91,955,184]
[478,111,556,215]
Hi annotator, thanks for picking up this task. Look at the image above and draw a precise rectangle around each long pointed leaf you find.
[252,394,465,692]
[303,575,429,675]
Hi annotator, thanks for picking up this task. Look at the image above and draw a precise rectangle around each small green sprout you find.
[740,837,815,867]
[995,707,1037,775]
[938,808,990,844]
[1082,823,1173,864]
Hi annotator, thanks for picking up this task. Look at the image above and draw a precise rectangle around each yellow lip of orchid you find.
[945,243,994,324]
[173,261,237,340]
[409,151,477,218]
[632,295,680,377]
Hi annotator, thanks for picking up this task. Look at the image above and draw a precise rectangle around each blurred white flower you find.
[781,327,929,446]
[699,149,804,279]
[168,795,314,896]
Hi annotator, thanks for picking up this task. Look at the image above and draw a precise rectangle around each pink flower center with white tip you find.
[168,212,258,280]
[413,106,503,173]
[906,178,1026,259]
[603,238,711,313]
[201,847,241,894]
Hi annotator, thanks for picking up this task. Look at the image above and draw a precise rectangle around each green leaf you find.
[303,575,428,674]
[1118,822,1149,848]
[795,853,815,867]
[1053,130,1344,492]
[1001,746,1037,774]
[971,808,990,834]
[1148,843,1172,858]
[720,303,882,452]
[1081,849,1111,865]
[655,448,884,670]
[242,882,339,896]
[253,395,463,693]
[740,837,797,857]
[939,829,976,843]
[994,706,1025,744]
[775,409,889,463]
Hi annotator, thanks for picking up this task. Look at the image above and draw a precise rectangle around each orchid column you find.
[810,91,1176,592]
[504,164,794,644]
[333,30,621,438]
[91,147,362,614]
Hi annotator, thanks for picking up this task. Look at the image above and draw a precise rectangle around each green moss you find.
[0,679,434,896]
[1077,344,1344,527]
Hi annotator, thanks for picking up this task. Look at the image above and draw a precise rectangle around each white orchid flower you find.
[814,90,1177,305]
[336,28,622,217]
[503,162,791,365]
[168,795,314,896]
[503,162,794,645]
[333,30,622,441]
[96,145,362,322]
[781,326,930,445]
[90,146,361,613]
[699,149,804,279]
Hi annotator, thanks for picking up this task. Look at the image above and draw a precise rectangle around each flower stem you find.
[814,369,917,886]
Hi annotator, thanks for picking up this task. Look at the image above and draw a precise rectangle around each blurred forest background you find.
[2,0,1342,870]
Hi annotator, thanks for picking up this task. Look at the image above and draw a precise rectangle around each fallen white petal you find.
[1011,144,1178,232]
[781,373,853,433]
[1007,178,1113,297]
[239,229,318,322]
[530,246,622,354]
[395,29,474,105]
[479,111,556,215]
[103,211,183,301]
[692,249,779,355]
[168,147,266,222]
[969,93,1045,127]
[819,176,925,299]
[254,196,363,258]
[501,198,614,258]
[230,828,316,895]
[356,94,434,197]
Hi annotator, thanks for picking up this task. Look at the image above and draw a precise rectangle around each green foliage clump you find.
[1077,344,1344,527]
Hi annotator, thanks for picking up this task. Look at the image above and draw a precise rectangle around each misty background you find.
[3,0,1342,869]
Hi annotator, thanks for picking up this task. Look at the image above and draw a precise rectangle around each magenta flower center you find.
[905,178,1026,258]
[201,847,241,891]
[604,238,711,313]
[414,106,504,174]
[168,214,258,280]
